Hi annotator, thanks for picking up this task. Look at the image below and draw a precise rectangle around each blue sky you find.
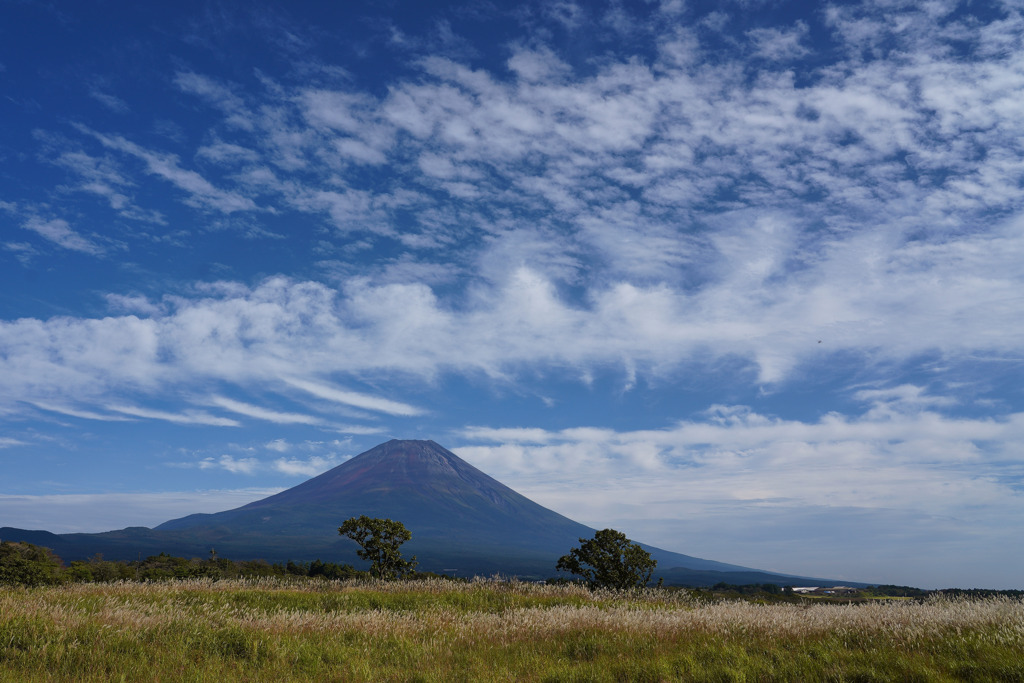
[2,0,1023,589]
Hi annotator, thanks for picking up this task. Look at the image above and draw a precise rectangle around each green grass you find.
[2,578,1022,681]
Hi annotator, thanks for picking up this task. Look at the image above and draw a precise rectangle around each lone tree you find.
[338,516,418,580]
[556,528,657,590]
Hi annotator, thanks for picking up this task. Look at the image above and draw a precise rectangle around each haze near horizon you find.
[2,0,1023,589]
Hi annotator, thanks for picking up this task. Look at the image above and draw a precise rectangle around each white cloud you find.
[22,216,104,255]
[746,21,810,60]
[545,1,585,31]
[199,454,260,474]
[83,128,259,214]
[2,218,1024,417]
[174,72,254,131]
[14,2,1024,288]
[29,401,135,422]
[196,140,260,165]
[209,396,323,425]
[107,405,240,427]
[506,46,572,83]
[188,449,345,477]
[48,148,166,224]
[852,384,957,410]
[265,438,291,452]
[328,425,389,436]
[88,88,130,113]
[104,294,166,317]
[3,241,38,265]
[285,378,425,417]
[273,454,342,477]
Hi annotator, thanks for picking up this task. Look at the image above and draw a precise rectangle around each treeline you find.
[684,583,796,603]
[865,584,931,598]
[936,588,1024,599]
[5,540,1022,597]
[0,540,370,587]
[710,582,786,595]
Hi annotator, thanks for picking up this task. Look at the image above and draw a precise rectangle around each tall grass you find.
[2,578,1022,681]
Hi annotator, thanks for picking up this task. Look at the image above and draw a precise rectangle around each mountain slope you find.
[155,439,753,576]
[2,440,850,585]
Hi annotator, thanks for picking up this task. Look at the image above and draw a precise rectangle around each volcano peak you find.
[2,439,845,585]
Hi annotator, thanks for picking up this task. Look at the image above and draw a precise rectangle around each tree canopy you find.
[556,528,657,590]
[0,541,65,586]
[338,516,418,580]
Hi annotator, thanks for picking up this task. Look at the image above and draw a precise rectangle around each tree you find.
[338,516,418,579]
[0,541,65,587]
[556,528,657,590]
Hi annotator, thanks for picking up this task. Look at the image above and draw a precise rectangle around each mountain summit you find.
[157,439,595,553]
[234,439,547,523]
[155,439,628,574]
[2,440,844,585]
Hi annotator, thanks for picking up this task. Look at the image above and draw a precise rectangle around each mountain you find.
[1,439,850,585]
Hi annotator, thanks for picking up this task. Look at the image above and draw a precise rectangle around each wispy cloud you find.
[265,438,291,452]
[273,454,343,477]
[82,127,259,214]
[47,147,165,224]
[199,454,259,474]
[209,396,324,425]
[22,216,104,255]
[2,236,1023,418]
[193,452,343,477]
[88,87,130,114]
[173,72,254,131]
[28,401,135,422]
[2,241,38,265]
[24,3,1023,316]
[746,21,810,60]
[107,405,240,427]
[285,378,425,416]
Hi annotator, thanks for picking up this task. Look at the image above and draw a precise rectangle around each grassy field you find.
[2,578,1022,682]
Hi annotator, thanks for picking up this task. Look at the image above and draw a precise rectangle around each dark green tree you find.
[0,541,65,586]
[338,516,418,579]
[556,528,657,590]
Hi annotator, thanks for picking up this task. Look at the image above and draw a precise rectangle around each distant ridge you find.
[1,439,857,586]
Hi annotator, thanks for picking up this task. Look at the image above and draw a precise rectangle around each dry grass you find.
[2,578,1022,681]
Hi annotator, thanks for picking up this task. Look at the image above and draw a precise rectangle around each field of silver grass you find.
[2,578,1022,681]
